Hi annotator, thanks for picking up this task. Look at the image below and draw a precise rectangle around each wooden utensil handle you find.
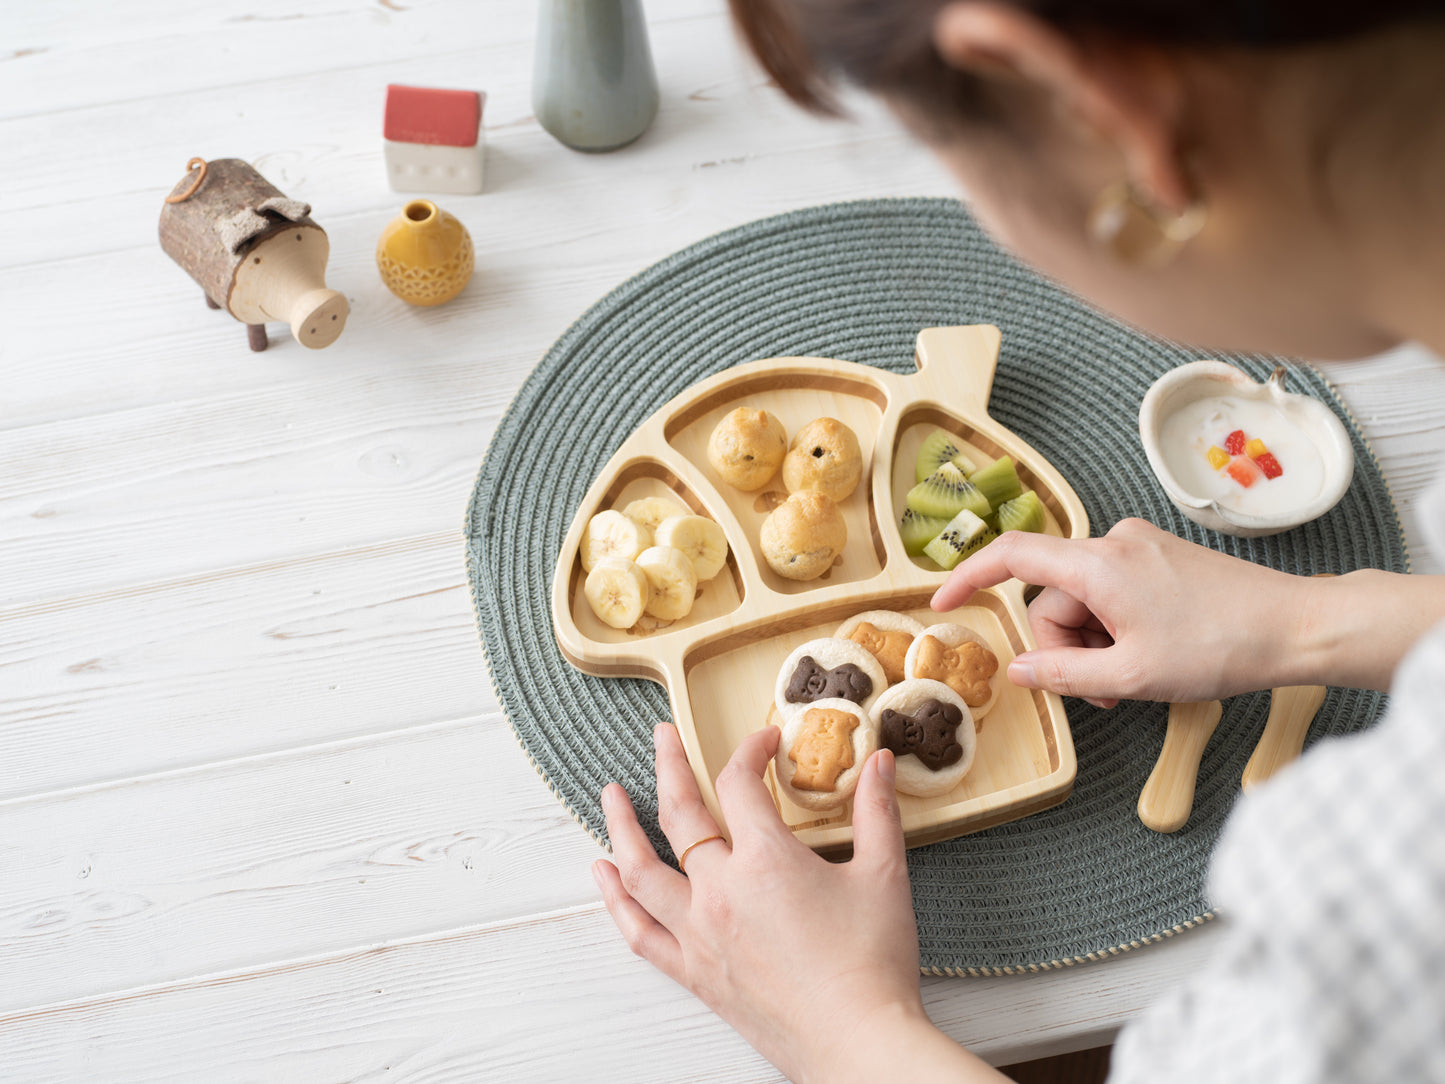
[1241,684,1327,793]
[1138,700,1223,834]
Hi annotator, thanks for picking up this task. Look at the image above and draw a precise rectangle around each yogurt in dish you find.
[1139,360,1354,537]
[1160,395,1325,516]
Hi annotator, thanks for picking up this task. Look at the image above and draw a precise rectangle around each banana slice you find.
[580,509,652,572]
[622,495,690,535]
[583,558,649,629]
[635,545,698,620]
[654,514,729,582]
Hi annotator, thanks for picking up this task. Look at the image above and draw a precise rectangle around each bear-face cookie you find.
[773,698,877,812]
[867,679,976,797]
[774,636,887,720]
[835,610,925,686]
[903,623,1000,722]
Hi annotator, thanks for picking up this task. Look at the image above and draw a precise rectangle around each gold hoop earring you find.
[1086,180,1206,267]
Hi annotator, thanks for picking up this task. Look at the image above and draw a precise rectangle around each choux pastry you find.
[759,491,847,581]
[707,407,787,491]
[782,417,862,502]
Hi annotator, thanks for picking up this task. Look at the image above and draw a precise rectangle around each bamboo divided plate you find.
[550,326,1090,854]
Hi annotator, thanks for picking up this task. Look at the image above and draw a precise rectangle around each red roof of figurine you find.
[384,85,484,148]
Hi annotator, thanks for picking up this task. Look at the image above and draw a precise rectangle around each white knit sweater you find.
[1110,475,1445,1082]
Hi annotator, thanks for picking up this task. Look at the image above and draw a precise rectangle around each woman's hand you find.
[932,518,1322,706]
[594,724,1002,1084]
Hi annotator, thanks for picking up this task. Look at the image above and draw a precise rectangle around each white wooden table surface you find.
[3,3,1441,1080]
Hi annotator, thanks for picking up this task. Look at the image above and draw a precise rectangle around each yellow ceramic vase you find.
[376,199,474,306]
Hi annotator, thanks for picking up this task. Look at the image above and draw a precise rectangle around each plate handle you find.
[1138,700,1223,833]
[911,325,1002,412]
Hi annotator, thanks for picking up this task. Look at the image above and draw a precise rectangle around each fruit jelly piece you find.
[1206,445,1230,470]
[1256,452,1284,479]
[1245,437,1268,458]
[1224,430,1247,456]
[1225,456,1261,487]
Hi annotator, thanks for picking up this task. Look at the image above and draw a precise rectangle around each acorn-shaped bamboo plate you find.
[550,325,1090,854]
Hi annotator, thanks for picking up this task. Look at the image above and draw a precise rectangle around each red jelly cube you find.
[1256,452,1283,479]
[1224,430,1247,456]
[1225,456,1261,487]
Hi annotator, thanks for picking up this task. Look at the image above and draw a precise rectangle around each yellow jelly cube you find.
[1206,445,1230,470]
[1245,437,1268,458]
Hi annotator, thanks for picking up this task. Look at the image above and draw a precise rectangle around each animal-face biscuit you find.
[835,610,925,685]
[774,698,877,812]
[880,698,965,771]
[774,636,887,720]
[867,679,976,797]
[903,623,1000,721]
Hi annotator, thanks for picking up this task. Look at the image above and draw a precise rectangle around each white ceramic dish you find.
[1139,361,1354,537]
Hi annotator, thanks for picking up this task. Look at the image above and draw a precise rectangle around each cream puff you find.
[759,491,847,581]
[781,417,862,502]
[707,407,788,491]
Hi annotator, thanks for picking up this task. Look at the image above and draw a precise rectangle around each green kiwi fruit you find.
[914,429,962,484]
[948,449,978,475]
[995,490,1047,534]
[898,508,950,555]
[922,509,998,570]
[905,462,992,521]
[968,456,1024,510]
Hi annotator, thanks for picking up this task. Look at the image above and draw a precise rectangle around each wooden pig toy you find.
[159,157,348,352]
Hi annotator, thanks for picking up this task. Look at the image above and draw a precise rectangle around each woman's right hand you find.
[931,518,1321,706]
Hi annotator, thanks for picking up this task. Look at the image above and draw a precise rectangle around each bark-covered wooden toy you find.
[158,157,348,352]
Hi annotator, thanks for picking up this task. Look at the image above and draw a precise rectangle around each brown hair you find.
[728,0,1445,123]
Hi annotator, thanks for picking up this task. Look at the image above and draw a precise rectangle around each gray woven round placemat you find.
[465,197,1408,975]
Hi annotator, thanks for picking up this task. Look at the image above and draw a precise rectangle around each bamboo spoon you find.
[1241,683,1328,792]
[1138,700,1223,833]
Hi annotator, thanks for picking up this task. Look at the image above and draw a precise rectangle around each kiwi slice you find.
[905,462,992,521]
[899,508,950,555]
[995,490,1047,534]
[914,429,963,484]
[948,449,978,475]
[922,509,998,570]
[968,456,1024,510]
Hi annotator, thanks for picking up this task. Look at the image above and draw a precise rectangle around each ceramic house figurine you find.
[158,157,349,352]
[383,85,486,195]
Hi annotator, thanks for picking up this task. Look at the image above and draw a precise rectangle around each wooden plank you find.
[0,717,614,1011]
[0,0,721,121]
[0,901,1223,1082]
[0,534,496,799]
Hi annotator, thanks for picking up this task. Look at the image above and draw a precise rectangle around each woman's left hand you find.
[594,724,935,1083]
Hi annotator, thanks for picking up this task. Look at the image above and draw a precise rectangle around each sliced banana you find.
[583,558,649,629]
[580,509,652,573]
[654,514,729,582]
[635,545,698,620]
[622,495,690,535]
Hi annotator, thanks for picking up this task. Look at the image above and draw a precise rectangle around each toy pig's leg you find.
[205,293,220,309]
[247,324,268,351]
